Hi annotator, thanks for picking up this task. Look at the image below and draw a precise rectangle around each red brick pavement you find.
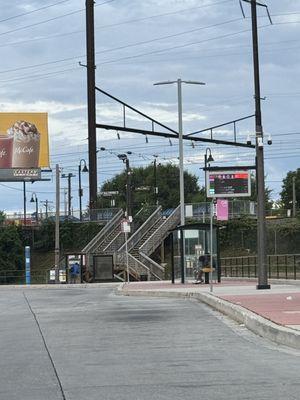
[220,293,300,326]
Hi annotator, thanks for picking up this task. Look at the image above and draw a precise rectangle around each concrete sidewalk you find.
[120,279,300,350]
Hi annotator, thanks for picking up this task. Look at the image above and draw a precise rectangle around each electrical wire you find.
[0,0,71,24]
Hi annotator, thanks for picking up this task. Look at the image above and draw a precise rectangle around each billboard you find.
[207,170,251,198]
[0,113,49,169]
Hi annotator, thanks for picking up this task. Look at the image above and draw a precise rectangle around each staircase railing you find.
[82,208,123,254]
[140,205,180,256]
[118,206,162,253]
[116,252,151,278]
[139,252,164,280]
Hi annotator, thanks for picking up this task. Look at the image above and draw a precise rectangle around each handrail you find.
[102,231,124,253]
[139,252,164,280]
[140,205,180,256]
[118,206,162,253]
[82,209,123,253]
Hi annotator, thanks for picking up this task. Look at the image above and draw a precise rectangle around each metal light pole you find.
[118,154,132,219]
[30,193,38,222]
[154,79,205,226]
[204,148,214,254]
[78,159,89,221]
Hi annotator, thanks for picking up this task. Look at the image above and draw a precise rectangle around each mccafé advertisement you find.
[0,113,49,169]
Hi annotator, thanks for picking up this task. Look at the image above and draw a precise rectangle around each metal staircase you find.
[116,205,181,280]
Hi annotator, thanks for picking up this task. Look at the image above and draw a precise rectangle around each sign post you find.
[121,219,131,283]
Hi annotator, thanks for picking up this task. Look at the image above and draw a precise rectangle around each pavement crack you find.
[23,292,66,400]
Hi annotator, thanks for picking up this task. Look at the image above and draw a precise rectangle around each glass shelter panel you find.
[172,226,218,281]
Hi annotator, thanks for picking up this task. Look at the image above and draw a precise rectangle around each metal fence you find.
[221,254,300,280]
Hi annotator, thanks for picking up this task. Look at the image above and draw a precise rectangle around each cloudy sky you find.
[0,0,300,215]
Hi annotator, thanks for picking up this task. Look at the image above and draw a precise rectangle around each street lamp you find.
[30,192,38,222]
[78,159,89,221]
[118,153,132,219]
[154,79,205,226]
[204,148,214,202]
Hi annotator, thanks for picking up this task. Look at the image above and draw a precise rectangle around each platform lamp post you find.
[117,153,132,219]
[30,193,38,222]
[78,159,89,221]
[204,148,214,254]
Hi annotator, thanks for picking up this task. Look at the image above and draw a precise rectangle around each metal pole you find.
[210,199,214,293]
[68,173,71,217]
[86,0,97,215]
[55,164,60,284]
[78,164,83,221]
[177,79,185,226]
[35,198,38,222]
[250,0,270,290]
[171,232,175,284]
[180,230,185,284]
[153,158,158,206]
[125,231,129,283]
[23,181,26,225]
[292,176,296,217]
[126,158,132,218]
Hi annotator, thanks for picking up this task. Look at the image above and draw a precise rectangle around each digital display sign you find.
[206,170,251,198]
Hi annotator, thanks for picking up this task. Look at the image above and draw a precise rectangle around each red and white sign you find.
[216,199,229,221]
[121,219,131,233]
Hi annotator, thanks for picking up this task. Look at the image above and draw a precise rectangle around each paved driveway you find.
[0,286,300,399]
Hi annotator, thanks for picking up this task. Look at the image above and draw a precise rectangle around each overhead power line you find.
[0,0,116,37]
[0,0,71,23]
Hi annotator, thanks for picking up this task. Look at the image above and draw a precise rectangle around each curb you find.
[120,288,300,350]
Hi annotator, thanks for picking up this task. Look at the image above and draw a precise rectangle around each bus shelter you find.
[170,223,221,284]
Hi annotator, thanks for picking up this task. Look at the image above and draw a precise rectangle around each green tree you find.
[248,174,273,210]
[280,169,300,210]
[0,226,24,283]
[0,211,6,226]
[99,163,205,212]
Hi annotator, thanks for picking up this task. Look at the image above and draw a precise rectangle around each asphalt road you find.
[0,286,300,400]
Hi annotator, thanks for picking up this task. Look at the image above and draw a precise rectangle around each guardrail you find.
[221,254,300,279]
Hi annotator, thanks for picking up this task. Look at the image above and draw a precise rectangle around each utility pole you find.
[249,0,270,289]
[41,200,53,219]
[61,173,75,217]
[86,0,97,216]
[55,164,60,284]
[292,176,296,217]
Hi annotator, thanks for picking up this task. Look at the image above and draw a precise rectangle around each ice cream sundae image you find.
[8,120,40,168]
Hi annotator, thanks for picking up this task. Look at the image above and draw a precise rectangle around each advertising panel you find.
[0,113,49,169]
[206,170,251,198]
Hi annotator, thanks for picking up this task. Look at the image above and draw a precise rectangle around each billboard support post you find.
[55,164,60,284]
